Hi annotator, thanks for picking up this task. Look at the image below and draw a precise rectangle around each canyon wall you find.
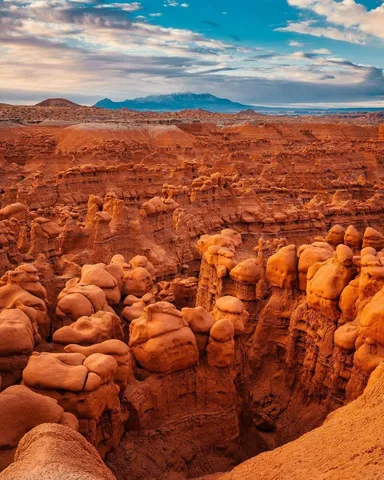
[0,112,384,478]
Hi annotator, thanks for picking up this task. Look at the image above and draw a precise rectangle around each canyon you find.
[0,102,384,479]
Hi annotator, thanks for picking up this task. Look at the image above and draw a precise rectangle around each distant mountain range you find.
[94,92,384,115]
[94,92,254,113]
[26,93,384,116]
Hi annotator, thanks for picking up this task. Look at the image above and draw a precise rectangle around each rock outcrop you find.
[0,385,78,471]
[22,352,128,457]
[1,105,384,479]
[129,302,199,373]
[1,423,116,480]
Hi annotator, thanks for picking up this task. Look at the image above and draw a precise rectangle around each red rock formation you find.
[0,385,78,471]
[1,424,116,480]
[1,106,384,478]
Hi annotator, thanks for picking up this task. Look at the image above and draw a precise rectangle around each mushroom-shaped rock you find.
[1,423,116,480]
[207,319,235,368]
[129,302,199,373]
[363,227,384,250]
[123,267,153,297]
[0,265,50,339]
[344,225,362,251]
[230,258,261,284]
[358,251,384,302]
[56,284,112,327]
[354,338,384,374]
[0,385,78,472]
[64,339,132,391]
[21,352,126,455]
[0,203,28,221]
[266,245,298,289]
[203,245,237,276]
[212,296,249,335]
[307,245,355,320]
[338,277,360,323]
[22,352,91,392]
[0,308,35,356]
[197,230,241,256]
[357,288,384,350]
[298,242,334,291]
[79,264,121,304]
[326,224,345,247]
[0,308,40,388]
[182,306,215,356]
[53,311,123,346]
[182,306,215,334]
[221,229,242,248]
[122,293,156,322]
[334,322,359,351]
[129,255,155,277]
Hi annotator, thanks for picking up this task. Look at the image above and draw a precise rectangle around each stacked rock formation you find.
[22,351,127,457]
[0,385,78,471]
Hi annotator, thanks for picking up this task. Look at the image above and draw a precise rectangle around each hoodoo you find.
[1,102,384,479]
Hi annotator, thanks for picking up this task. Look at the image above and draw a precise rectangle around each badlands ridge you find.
[0,103,384,478]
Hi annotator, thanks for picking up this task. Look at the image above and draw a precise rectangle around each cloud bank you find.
[0,0,383,105]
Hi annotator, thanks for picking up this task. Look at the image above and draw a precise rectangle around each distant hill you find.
[35,98,81,107]
[94,92,254,113]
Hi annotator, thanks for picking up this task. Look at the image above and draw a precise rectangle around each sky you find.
[0,0,384,106]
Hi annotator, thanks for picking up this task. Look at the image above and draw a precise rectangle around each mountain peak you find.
[94,92,253,113]
[35,98,81,107]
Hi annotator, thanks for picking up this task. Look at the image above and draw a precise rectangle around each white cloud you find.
[283,0,384,43]
[149,13,162,17]
[289,40,304,47]
[164,0,189,7]
[222,11,228,15]
[0,0,383,105]
[95,2,142,11]
[312,48,331,54]
[277,20,367,44]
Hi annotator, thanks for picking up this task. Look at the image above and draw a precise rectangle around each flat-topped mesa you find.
[22,351,127,457]
[129,302,199,373]
[0,385,78,472]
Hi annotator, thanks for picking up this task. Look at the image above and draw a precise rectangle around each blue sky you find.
[0,0,383,105]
